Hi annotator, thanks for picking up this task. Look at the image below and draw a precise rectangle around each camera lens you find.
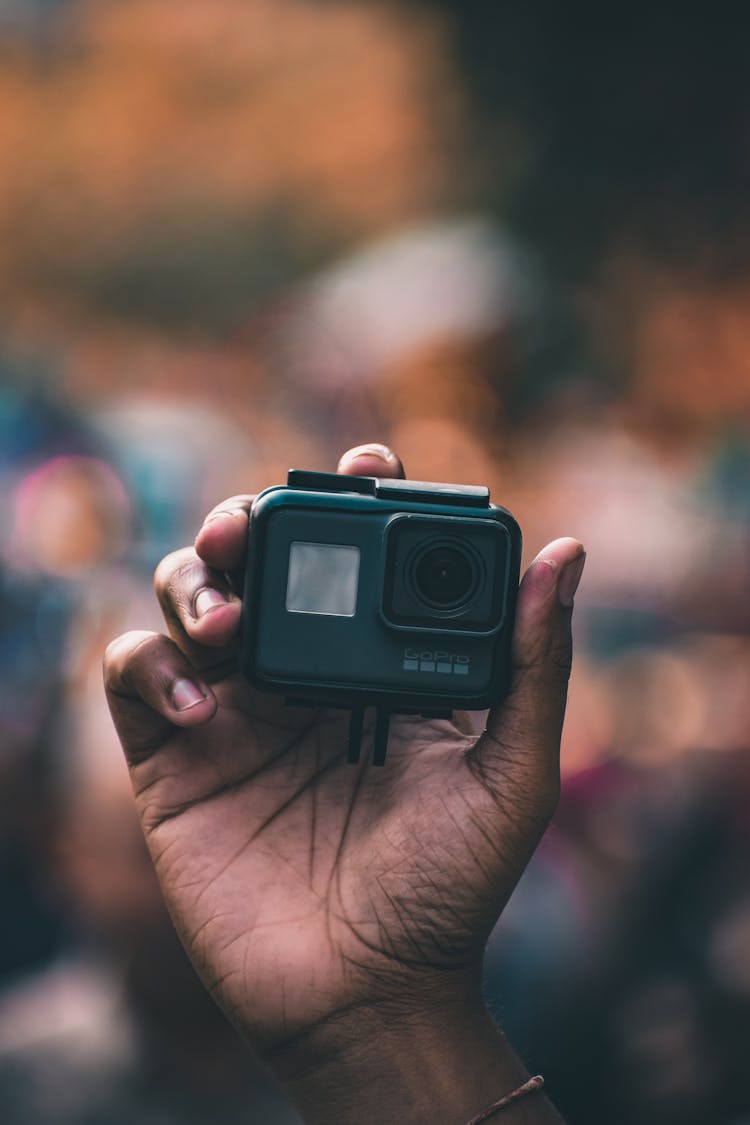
[411,542,478,608]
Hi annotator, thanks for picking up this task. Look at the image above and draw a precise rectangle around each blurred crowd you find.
[1,3,749,1123]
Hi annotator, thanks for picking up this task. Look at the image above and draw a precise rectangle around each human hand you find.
[104,444,582,1123]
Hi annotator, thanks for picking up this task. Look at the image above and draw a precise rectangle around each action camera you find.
[240,470,522,763]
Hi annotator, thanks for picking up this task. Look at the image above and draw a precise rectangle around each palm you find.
[129,678,531,1047]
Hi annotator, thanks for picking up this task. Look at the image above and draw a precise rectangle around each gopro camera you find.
[240,470,522,764]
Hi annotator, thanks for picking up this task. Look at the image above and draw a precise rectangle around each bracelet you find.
[463,1075,545,1124]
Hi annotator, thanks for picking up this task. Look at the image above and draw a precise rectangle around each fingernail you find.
[360,444,395,462]
[341,443,396,466]
[558,551,586,607]
[202,509,244,526]
[171,679,207,711]
[195,588,228,617]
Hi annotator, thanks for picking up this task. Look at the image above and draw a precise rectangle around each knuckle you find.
[154,546,196,587]
[153,547,202,605]
[103,629,157,688]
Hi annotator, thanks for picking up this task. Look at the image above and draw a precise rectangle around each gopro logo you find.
[402,649,470,675]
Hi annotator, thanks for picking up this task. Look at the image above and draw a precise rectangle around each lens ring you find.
[408,538,481,610]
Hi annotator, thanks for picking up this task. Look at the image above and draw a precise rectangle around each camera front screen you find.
[285,541,360,617]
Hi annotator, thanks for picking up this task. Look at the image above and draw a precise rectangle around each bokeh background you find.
[1,3,749,1123]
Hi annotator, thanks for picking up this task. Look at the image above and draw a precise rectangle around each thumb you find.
[469,537,585,827]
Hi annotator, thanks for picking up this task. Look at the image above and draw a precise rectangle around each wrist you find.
[264,980,562,1125]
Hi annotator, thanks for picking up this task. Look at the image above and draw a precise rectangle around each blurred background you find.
[0,2,749,1122]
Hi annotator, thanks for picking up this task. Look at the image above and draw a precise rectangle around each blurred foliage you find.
[47,204,332,332]
[0,0,461,333]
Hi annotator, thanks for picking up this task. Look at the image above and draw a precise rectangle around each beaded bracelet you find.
[464,1075,545,1124]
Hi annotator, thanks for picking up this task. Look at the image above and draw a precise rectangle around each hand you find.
[104,444,582,1123]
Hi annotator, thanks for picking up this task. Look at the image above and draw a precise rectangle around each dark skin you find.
[104,444,584,1124]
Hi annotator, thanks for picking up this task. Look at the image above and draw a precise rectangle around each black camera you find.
[240,470,522,763]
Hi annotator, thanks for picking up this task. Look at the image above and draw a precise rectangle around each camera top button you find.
[286,469,378,495]
[374,479,490,508]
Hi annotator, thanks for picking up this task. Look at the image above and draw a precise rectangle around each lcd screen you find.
[286,542,360,616]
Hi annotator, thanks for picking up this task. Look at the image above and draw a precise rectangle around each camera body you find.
[240,470,522,714]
